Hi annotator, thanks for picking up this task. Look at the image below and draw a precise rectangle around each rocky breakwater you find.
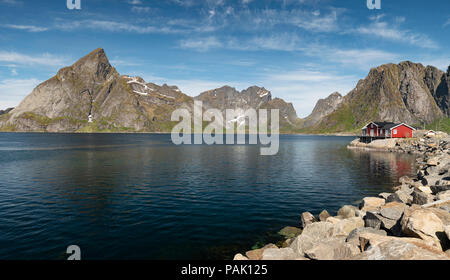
[233,135,450,260]
[347,131,449,154]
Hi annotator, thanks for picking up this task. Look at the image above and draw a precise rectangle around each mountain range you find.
[0,48,449,133]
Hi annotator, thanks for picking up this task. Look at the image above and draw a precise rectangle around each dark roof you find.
[373,122,396,128]
[364,122,415,130]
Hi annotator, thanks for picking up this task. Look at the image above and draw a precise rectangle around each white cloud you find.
[180,33,304,52]
[0,0,23,6]
[0,51,67,67]
[58,20,182,34]
[0,78,40,109]
[179,36,223,51]
[444,18,450,27]
[303,45,399,70]
[127,0,142,4]
[3,24,48,32]
[131,6,150,13]
[355,15,439,49]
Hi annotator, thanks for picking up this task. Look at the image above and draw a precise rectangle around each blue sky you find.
[0,0,449,117]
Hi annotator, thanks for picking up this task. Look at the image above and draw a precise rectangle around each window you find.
[393,129,397,135]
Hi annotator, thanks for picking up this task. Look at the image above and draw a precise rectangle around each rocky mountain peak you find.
[303,91,344,127]
[57,48,114,84]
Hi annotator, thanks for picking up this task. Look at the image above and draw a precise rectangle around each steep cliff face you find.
[303,92,343,127]
[432,66,450,116]
[1,48,194,132]
[309,61,448,132]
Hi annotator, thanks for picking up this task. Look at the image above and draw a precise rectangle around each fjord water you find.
[0,133,417,260]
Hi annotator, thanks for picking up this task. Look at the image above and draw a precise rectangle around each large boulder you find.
[358,232,438,251]
[245,244,278,260]
[289,222,335,257]
[352,239,450,260]
[360,197,385,211]
[261,248,298,260]
[400,207,445,250]
[338,205,357,219]
[333,217,365,237]
[304,236,360,260]
[364,210,403,236]
[379,202,407,220]
[301,212,317,229]
[386,190,413,204]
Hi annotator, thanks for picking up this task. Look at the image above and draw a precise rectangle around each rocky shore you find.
[234,132,450,260]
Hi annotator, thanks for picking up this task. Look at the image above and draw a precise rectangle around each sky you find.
[0,0,449,117]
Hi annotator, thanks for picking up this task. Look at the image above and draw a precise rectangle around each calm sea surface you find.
[0,133,417,259]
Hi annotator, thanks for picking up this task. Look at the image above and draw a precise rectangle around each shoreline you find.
[0,131,358,137]
[233,132,450,260]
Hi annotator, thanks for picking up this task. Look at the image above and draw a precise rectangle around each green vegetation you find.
[421,117,450,133]
[300,104,360,134]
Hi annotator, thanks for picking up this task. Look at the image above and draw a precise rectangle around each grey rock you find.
[337,205,357,219]
[318,210,331,222]
[352,239,450,260]
[378,193,393,200]
[301,212,317,229]
[364,205,404,236]
[304,236,360,260]
[412,190,435,205]
[386,190,412,204]
[289,222,335,257]
[379,202,407,221]
[364,211,383,229]
[261,248,298,260]
[346,227,387,246]
[431,185,450,194]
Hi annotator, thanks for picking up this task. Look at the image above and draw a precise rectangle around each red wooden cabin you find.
[362,122,415,138]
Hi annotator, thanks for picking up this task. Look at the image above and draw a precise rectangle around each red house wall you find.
[391,125,413,138]
[366,124,379,136]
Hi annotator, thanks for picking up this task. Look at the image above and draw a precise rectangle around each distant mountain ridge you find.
[0,48,298,132]
[0,49,449,133]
